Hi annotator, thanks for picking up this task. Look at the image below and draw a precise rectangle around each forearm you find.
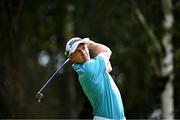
[85,40,112,59]
[85,40,112,72]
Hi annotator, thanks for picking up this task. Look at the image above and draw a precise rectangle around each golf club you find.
[36,58,69,103]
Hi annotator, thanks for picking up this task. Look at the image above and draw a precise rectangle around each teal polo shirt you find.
[72,55,125,119]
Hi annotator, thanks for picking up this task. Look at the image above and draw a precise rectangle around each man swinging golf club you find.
[65,37,125,120]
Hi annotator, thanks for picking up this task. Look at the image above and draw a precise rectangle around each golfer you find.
[65,37,125,120]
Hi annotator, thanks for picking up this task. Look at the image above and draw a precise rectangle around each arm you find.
[84,40,112,72]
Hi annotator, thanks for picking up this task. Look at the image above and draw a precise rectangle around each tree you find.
[161,0,174,118]
[131,0,175,119]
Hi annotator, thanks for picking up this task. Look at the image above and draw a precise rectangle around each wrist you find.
[85,40,95,49]
[82,38,94,49]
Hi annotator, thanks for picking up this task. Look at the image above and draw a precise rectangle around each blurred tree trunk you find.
[132,0,175,119]
[161,0,174,119]
[0,0,26,117]
[61,4,78,118]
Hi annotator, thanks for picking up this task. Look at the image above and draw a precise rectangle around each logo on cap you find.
[69,38,81,48]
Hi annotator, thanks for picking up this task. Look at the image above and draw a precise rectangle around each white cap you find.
[65,37,89,56]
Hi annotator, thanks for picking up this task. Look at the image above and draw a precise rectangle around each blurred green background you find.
[0,0,180,119]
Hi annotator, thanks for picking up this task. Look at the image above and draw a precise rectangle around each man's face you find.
[69,43,90,64]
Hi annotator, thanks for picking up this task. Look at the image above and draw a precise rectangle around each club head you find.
[36,93,43,103]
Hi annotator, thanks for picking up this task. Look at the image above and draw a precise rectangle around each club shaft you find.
[37,58,69,94]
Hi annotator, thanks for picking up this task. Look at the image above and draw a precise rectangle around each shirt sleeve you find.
[72,55,107,102]
[73,55,106,82]
[85,55,106,81]
[89,55,106,75]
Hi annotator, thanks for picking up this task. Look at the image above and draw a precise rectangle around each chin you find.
[74,57,89,64]
[80,58,89,64]
[74,60,86,64]
[83,57,90,61]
